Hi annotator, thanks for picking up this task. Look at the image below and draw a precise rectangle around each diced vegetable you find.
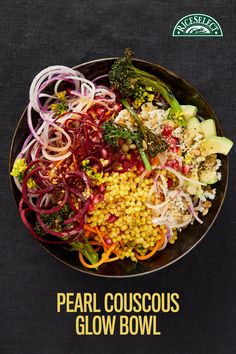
[186,117,201,134]
[181,105,198,120]
[200,119,217,138]
[200,136,233,156]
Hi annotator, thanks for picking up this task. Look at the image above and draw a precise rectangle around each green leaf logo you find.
[172,14,223,37]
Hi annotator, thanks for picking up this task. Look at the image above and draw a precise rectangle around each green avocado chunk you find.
[181,105,198,120]
[200,119,217,138]
[186,117,201,135]
[200,136,233,156]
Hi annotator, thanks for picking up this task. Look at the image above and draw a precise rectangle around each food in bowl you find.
[10,49,233,270]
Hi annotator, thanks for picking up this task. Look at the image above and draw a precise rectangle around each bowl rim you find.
[9,57,229,278]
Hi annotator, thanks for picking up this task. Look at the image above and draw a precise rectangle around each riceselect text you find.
[57,292,180,335]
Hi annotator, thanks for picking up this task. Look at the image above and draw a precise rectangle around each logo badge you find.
[172,14,223,37]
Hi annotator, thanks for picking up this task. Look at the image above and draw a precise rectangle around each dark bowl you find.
[9,58,228,277]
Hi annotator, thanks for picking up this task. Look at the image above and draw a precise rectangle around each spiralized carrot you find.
[151,155,159,167]
[56,160,63,167]
[82,223,165,267]
[104,256,119,263]
[73,154,77,169]
[84,224,107,247]
[135,231,165,260]
[90,241,103,246]
[84,224,104,235]
[140,156,160,181]
[84,230,91,238]
[79,244,117,269]
[95,226,107,247]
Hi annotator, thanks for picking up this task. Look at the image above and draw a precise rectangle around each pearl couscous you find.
[87,170,167,262]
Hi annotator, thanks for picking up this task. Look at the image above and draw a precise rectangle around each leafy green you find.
[34,204,99,266]
[103,120,142,147]
[40,204,73,232]
[34,204,74,236]
[34,222,45,237]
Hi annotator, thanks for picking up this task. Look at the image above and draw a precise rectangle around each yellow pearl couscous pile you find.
[87,170,167,261]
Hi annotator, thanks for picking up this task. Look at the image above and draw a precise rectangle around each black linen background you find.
[0,1,236,353]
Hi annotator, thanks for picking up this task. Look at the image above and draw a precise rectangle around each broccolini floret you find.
[120,99,168,157]
[51,91,68,115]
[10,158,28,182]
[109,48,183,114]
[133,86,155,108]
[81,160,104,184]
[11,158,36,188]
[103,120,152,170]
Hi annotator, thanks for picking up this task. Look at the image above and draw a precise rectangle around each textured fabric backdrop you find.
[0,1,235,353]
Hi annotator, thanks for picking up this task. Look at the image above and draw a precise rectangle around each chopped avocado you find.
[181,105,198,120]
[199,170,218,184]
[186,117,201,135]
[200,136,233,156]
[185,171,203,196]
[187,117,200,128]
[200,119,217,138]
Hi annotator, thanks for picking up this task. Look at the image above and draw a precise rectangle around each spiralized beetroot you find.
[13,66,142,246]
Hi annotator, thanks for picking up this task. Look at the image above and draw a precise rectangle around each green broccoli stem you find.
[139,149,152,170]
[128,65,161,82]
[135,76,182,114]
[70,239,99,265]
[121,98,144,132]
[120,98,152,171]
[125,59,182,113]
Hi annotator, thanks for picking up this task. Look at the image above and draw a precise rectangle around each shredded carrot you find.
[73,154,77,169]
[79,252,105,269]
[84,224,104,235]
[84,230,91,238]
[82,221,165,266]
[56,160,63,168]
[141,156,160,179]
[151,155,159,167]
[142,170,152,179]
[95,226,107,247]
[84,224,107,247]
[104,256,119,263]
[135,231,165,260]
[90,241,103,246]
[79,244,117,269]
[79,253,119,268]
